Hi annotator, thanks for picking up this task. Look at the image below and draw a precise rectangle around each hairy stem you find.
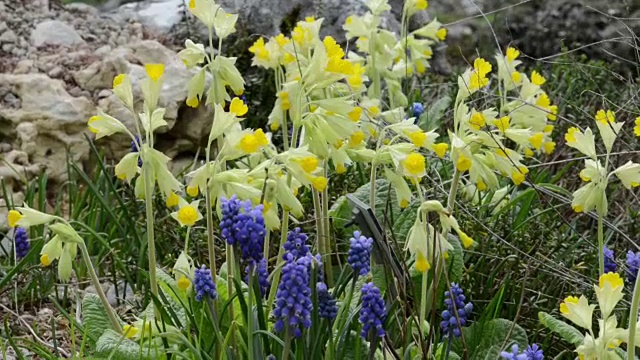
[143,161,159,315]
[598,214,604,276]
[79,242,121,331]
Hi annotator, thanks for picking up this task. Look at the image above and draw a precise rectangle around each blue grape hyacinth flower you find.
[283,227,310,260]
[273,254,312,338]
[500,344,544,360]
[604,246,616,273]
[220,196,266,263]
[348,231,373,277]
[194,265,217,301]
[359,282,386,339]
[441,283,473,337]
[412,102,424,119]
[14,227,30,259]
[317,282,338,321]
[627,250,640,283]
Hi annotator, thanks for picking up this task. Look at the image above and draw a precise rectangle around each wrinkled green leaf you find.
[329,180,400,230]
[82,293,117,345]
[538,311,584,345]
[451,318,528,360]
[419,95,451,131]
[95,329,162,359]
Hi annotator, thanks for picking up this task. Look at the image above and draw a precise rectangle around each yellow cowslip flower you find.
[511,71,521,83]
[531,70,546,86]
[595,272,624,318]
[560,295,594,330]
[172,200,202,227]
[543,141,556,154]
[311,176,328,191]
[469,112,486,131]
[347,63,366,88]
[493,116,510,132]
[145,64,165,82]
[177,276,191,290]
[349,131,365,147]
[112,73,133,109]
[335,163,347,174]
[186,185,199,197]
[230,97,248,117]
[274,33,290,47]
[511,169,526,185]
[323,36,345,59]
[544,124,554,133]
[248,37,270,61]
[469,57,491,90]
[408,131,427,147]
[476,180,487,191]
[634,117,640,136]
[528,133,544,150]
[612,161,640,189]
[415,252,430,272]
[7,210,23,228]
[432,143,448,158]
[403,152,426,177]
[239,129,269,154]
[122,324,139,339]
[348,107,362,122]
[456,154,472,172]
[506,47,520,62]
[278,91,291,111]
[524,148,534,157]
[594,109,622,154]
[87,110,127,140]
[435,28,447,41]
[166,192,180,207]
[299,156,319,173]
[595,109,615,125]
[178,39,206,68]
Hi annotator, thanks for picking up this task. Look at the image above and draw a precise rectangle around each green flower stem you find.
[263,230,271,260]
[142,161,160,315]
[369,162,377,209]
[79,242,121,332]
[205,145,218,278]
[282,325,293,360]
[628,272,640,359]
[312,189,324,261]
[419,270,428,327]
[247,265,255,360]
[368,29,381,99]
[598,214,604,276]
[447,169,460,212]
[322,174,333,286]
[334,276,358,337]
[267,212,290,311]
[184,226,191,252]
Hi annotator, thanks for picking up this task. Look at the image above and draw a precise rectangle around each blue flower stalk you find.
[627,250,640,283]
[604,246,616,273]
[348,231,373,277]
[316,282,337,321]
[194,265,217,302]
[412,102,424,119]
[14,227,30,259]
[221,196,267,263]
[283,227,310,260]
[359,282,386,339]
[500,344,544,360]
[441,283,473,337]
[273,254,313,338]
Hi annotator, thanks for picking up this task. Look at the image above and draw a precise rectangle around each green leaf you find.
[451,318,528,360]
[329,180,400,230]
[82,293,117,345]
[538,311,584,345]
[95,329,162,359]
[419,96,451,131]
[391,199,420,242]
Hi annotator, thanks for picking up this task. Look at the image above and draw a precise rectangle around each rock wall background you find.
[0,0,638,226]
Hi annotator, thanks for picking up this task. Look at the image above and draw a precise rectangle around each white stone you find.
[31,20,85,47]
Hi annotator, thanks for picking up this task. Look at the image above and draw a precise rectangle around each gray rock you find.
[0,29,17,43]
[13,59,34,74]
[105,281,135,306]
[48,66,64,78]
[31,20,85,47]
[115,0,184,33]
[0,74,93,184]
